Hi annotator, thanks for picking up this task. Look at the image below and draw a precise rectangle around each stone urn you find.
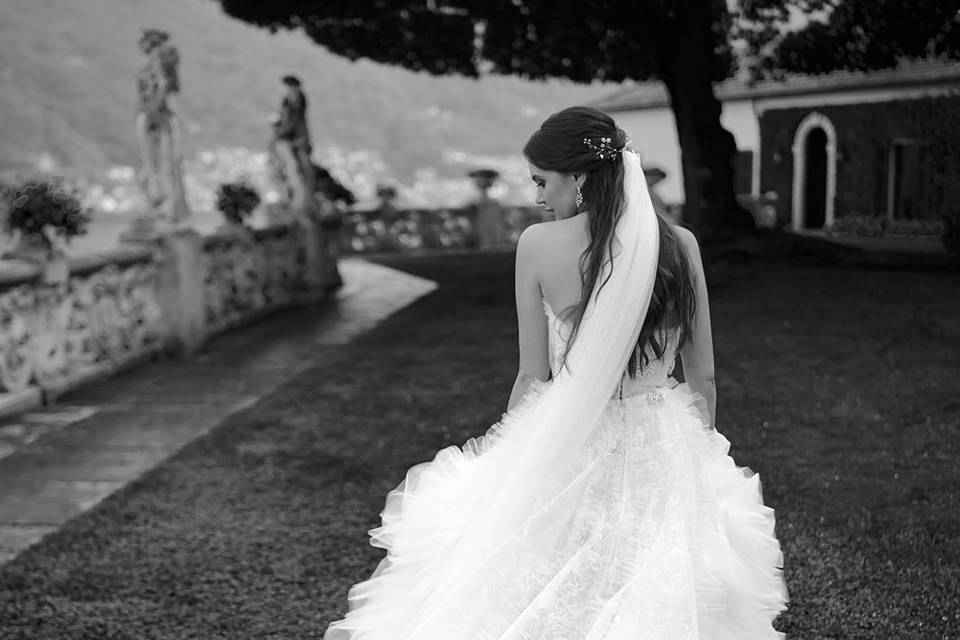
[468,168,499,192]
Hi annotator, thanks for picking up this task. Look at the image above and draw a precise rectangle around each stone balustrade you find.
[201,224,311,335]
[0,202,537,415]
[341,204,548,253]
[0,217,330,414]
[0,247,162,397]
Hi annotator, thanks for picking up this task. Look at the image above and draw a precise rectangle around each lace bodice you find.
[542,299,678,396]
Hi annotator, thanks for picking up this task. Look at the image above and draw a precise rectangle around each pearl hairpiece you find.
[583,136,627,161]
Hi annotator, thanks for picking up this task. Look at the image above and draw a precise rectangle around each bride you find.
[325,106,788,639]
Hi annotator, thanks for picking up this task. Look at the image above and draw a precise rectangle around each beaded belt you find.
[615,376,678,406]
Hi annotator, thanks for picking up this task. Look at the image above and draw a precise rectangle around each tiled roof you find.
[591,60,960,112]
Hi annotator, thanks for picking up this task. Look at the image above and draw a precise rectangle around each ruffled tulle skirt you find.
[325,380,788,639]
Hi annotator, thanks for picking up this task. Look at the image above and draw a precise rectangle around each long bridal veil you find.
[326,148,660,639]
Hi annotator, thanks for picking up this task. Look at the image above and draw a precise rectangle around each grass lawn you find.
[0,251,958,639]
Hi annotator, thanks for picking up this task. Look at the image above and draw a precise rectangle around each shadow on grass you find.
[1,250,958,639]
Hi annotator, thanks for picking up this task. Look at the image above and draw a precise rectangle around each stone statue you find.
[268,75,316,218]
[134,28,189,228]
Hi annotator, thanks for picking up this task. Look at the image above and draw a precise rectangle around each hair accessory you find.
[583,136,625,162]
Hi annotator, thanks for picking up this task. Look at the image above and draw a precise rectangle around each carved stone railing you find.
[0,247,163,395]
[341,204,549,253]
[0,216,331,412]
[201,224,308,334]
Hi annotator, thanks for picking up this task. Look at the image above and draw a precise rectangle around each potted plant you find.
[214,180,261,230]
[313,163,355,231]
[0,177,90,283]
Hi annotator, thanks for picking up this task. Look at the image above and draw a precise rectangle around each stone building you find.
[592,60,960,232]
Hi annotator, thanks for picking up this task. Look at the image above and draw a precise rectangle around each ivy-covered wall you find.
[759,93,960,227]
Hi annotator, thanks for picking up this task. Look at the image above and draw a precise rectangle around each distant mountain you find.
[0,0,609,205]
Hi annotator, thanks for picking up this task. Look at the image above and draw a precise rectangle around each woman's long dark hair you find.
[523,106,696,376]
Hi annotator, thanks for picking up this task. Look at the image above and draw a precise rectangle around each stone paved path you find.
[0,258,437,565]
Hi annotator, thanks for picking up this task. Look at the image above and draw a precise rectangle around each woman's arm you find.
[508,225,550,411]
[677,227,717,429]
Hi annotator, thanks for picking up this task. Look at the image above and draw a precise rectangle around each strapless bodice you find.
[542,299,678,398]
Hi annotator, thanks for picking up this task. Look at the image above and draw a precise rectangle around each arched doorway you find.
[791,112,837,231]
[804,128,827,229]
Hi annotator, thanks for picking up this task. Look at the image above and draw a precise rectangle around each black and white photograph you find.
[0,1,957,638]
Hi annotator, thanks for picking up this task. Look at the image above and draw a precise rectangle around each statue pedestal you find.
[293,218,326,292]
[120,226,205,356]
[154,228,206,356]
[474,198,506,248]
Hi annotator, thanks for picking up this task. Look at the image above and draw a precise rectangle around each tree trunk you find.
[655,2,755,243]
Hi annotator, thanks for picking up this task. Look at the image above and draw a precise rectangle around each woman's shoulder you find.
[667,221,691,242]
[518,219,550,241]
[516,222,548,273]
[516,223,552,276]
[518,218,586,256]
[522,213,588,240]
[517,220,556,254]
[671,224,700,255]
[668,224,706,278]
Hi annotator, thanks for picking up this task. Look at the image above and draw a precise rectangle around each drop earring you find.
[575,185,583,210]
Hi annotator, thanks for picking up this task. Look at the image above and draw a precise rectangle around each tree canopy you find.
[217,1,734,84]
[735,0,960,77]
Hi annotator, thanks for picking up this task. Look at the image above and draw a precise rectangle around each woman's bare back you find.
[535,214,592,322]
[516,215,717,426]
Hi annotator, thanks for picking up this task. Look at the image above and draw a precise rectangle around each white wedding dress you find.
[325,150,788,639]
[324,300,788,639]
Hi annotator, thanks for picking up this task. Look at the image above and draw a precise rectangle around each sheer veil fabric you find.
[323,148,667,639]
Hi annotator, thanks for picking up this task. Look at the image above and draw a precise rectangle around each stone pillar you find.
[150,228,206,355]
[295,217,326,292]
[474,197,505,247]
[468,169,504,248]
